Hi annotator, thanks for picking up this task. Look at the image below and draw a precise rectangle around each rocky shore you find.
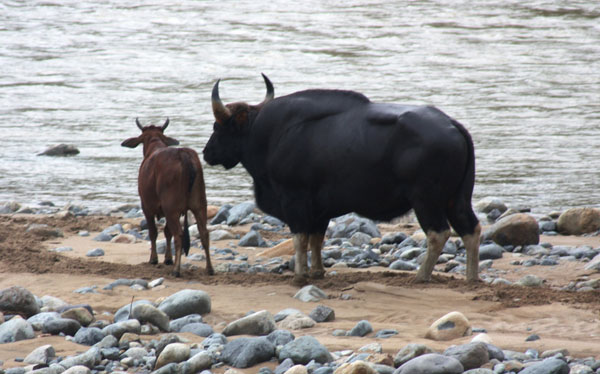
[1,197,600,374]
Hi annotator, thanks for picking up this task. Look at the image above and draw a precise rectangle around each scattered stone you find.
[484,213,539,246]
[170,314,203,332]
[395,353,464,374]
[294,285,327,302]
[210,229,237,241]
[132,303,170,332]
[239,230,267,247]
[222,310,277,336]
[267,329,295,346]
[183,351,212,373]
[394,343,435,367]
[28,312,60,330]
[0,286,41,317]
[180,322,214,337]
[158,289,211,319]
[279,336,333,365]
[114,300,153,322]
[49,246,74,253]
[110,234,137,244]
[517,274,544,287]
[61,307,94,327]
[474,197,507,214]
[309,305,335,323]
[58,346,102,370]
[347,320,373,337]
[478,243,504,260]
[227,202,256,225]
[425,311,471,341]
[221,337,275,368]
[278,312,316,330]
[38,144,80,156]
[101,319,141,340]
[24,344,56,364]
[155,343,190,370]
[335,360,375,374]
[557,207,600,235]
[85,248,105,257]
[519,357,569,374]
[42,317,81,336]
[443,342,490,371]
[375,329,398,339]
[74,327,105,346]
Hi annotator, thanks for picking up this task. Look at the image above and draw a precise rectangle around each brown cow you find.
[121,118,213,277]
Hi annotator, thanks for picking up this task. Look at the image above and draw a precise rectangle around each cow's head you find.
[203,74,274,169]
[121,118,179,158]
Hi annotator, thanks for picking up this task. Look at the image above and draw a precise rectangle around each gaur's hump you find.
[291,89,370,104]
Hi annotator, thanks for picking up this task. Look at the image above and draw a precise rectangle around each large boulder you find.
[425,311,471,341]
[222,310,276,336]
[557,208,600,235]
[0,286,41,318]
[158,289,211,319]
[484,213,539,246]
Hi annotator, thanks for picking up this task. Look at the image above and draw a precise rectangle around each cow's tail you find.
[180,152,197,257]
[447,119,479,236]
[182,213,190,256]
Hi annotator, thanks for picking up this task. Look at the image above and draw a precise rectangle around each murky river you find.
[1,0,599,213]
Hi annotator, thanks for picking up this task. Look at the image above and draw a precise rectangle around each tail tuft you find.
[182,213,190,256]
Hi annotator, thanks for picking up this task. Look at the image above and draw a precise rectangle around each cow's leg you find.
[415,229,451,282]
[462,223,482,282]
[292,233,309,286]
[447,197,481,282]
[193,210,214,275]
[146,215,159,265]
[308,233,326,279]
[165,215,183,277]
[163,225,173,265]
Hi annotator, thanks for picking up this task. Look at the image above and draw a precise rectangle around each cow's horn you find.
[211,79,232,124]
[135,117,143,130]
[260,73,274,105]
[162,117,170,131]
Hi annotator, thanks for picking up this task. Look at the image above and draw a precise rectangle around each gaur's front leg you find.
[293,233,309,286]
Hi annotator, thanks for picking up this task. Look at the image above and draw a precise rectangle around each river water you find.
[1,0,599,214]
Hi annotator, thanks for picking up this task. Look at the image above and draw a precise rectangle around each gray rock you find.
[381,232,409,245]
[210,229,237,241]
[158,289,211,319]
[42,318,81,336]
[101,319,141,339]
[227,202,256,225]
[210,204,232,225]
[463,369,494,374]
[149,277,164,288]
[201,333,228,349]
[266,329,295,346]
[58,347,102,370]
[278,335,333,365]
[222,310,276,336]
[274,358,295,374]
[0,286,41,317]
[346,320,373,337]
[478,244,504,260]
[94,334,118,348]
[519,358,569,374]
[394,344,435,367]
[155,343,190,370]
[517,274,544,287]
[24,344,56,364]
[170,314,203,332]
[443,342,490,371]
[183,351,212,373]
[309,305,335,323]
[294,285,327,302]
[394,353,464,374]
[38,144,79,156]
[132,303,170,331]
[85,248,104,257]
[389,260,418,271]
[375,329,399,339]
[557,208,600,235]
[274,308,303,322]
[62,366,91,374]
[26,224,64,238]
[239,230,267,247]
[221,336,276,368]
[114,299,154,322]
[28,312,61,331]
[180,322,214,337]
[474,197,507,214]
[73,327,105,346]
[123,346,148,360]
[50,246,74,253]
[350,232,372,246]
[73,286,98,294]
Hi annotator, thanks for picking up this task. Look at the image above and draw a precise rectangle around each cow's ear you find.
[121,137,141,148]
[165,136,180,146]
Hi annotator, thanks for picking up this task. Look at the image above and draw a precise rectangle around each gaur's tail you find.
[451,119,476,205]
[182,213,190,256]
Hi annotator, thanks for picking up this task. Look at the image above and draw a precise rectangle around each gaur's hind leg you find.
[146,214,159,265]
[448,200,481,282]
[292,233,309,286]
[415,229,451,282]
[193,210,214,275]
[163,225,173,265]
[308,233,326,279]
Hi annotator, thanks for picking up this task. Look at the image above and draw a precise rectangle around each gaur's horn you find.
[135,117,143,130]
[260,73,274,105]
[211,79,232,124]
[162,118,170,131]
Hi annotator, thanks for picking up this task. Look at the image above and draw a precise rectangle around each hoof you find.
[164,259,173,265]
[171,270,181,277]
[206,267,215,276]
[412,276,430,284]
[310,270,325,279]
[292,274,309,287]
[149,259,158,265]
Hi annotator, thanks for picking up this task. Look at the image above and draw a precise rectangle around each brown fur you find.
[122,121,214,277]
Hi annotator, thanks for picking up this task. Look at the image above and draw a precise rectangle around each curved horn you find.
[260,73,274,105]
[135,117,143,130]
[211,79,232,124]
[162,117,170,131]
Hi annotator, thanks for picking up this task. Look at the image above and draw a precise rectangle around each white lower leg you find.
[293,234,309,279]
[462,223,482,282]
[309,233,325,278]
[415,229,451,282]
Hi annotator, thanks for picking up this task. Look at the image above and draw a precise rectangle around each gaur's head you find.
[203,74,274,169]
[121,118,179,158]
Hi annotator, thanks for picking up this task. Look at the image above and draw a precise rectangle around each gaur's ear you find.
[165,136,179,146]
[121,137,142,148]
